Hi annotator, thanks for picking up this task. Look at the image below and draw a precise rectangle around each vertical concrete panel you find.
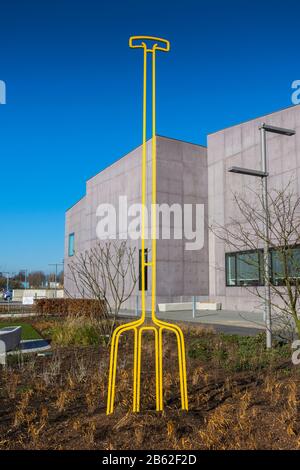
[156,136,208,299]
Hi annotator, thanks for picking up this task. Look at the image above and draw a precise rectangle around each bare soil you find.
[0,320,300,450]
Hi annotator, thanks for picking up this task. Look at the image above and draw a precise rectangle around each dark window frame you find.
[139,248,148,291]
[226,245,300,287]
[270,244,300,286]
[225,249,264,287]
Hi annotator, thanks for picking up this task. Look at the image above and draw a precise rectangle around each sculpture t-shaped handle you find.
[129,36,170,52]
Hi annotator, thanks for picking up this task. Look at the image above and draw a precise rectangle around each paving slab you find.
[119,308,267,335]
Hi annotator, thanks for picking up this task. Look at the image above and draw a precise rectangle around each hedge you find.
[34,298,107,317]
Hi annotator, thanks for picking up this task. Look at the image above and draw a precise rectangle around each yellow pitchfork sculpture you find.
[106,36,188,414]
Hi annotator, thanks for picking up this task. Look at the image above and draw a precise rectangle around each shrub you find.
[188,338,213,361]
[49,316,109,346]
[188,333,290,372]
[35,298,106,318]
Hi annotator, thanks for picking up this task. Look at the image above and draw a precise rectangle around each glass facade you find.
[226,247,300,287]
[271,247,300,285]
[226,250,262,286]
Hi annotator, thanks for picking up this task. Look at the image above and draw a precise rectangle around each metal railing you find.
[0,301,35,315]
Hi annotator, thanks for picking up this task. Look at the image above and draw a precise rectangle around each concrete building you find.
[64,136,209,310]
[65,104,300,314]
[208,104,300,312]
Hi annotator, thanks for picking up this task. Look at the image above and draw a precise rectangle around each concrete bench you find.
[0,326,22,366]
[158,302,222,312]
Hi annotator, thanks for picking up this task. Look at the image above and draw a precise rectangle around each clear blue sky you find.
[0,0,299,274]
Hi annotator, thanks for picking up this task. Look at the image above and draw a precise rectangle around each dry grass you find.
[0,319,299,450]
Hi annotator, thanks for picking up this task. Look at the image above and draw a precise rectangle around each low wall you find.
[13,289,64,302]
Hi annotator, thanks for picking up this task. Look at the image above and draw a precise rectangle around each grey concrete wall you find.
[208,104,300,312]
[64,196,87,297]
[156,137,208,300]
[64,136,209,310]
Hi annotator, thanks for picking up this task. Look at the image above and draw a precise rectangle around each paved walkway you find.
[158,309,266,336]
[120,309,266,336]
[158,309,265,328]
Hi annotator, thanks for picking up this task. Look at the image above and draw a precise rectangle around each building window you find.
[225,250,263,287]
[139,248,148,291]
[271,249,284,285]
[271,246,300,285]
[68,233,75,257]
[226,246,300,287]
[226,253,236,286]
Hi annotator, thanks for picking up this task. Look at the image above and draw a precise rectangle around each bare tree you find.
[65,240,138,338]
[211,182,300,339]
[28,271,46,288]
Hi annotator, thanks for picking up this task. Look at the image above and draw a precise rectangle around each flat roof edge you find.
[208,103,300,137]
[65,195,85,213]
[86,135,206,183]
[157,134,207,148]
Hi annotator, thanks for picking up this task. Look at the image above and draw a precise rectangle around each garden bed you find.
[0,317,299,450]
